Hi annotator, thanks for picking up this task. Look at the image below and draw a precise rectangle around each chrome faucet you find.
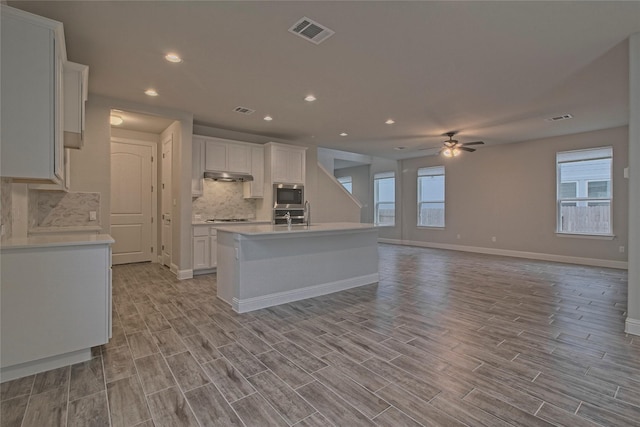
[304,200,311,227]
[284,211,291,227]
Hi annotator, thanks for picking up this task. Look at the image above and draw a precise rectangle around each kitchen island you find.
[216,222,379,313]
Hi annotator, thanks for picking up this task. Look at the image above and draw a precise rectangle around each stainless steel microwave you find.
[273,184,304,208]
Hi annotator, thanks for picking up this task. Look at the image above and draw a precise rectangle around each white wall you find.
[314,165,361,223]
[77,96,193,274]
[398,126,628,267]
[334,164,371,223]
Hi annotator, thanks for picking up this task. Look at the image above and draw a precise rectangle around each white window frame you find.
[374,171,395,227]
[417,166,445,228]
[556,147,613,237]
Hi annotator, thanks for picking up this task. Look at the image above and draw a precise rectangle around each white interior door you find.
[161,135,172,267]
[110,140,154,265]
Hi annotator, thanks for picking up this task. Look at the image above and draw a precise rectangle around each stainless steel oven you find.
[273,209,305,225]
[273,184,304,209]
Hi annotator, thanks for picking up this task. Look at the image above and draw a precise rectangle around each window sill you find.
[417,226,445,230]
[555,232,615,240]
[375,224,396,228]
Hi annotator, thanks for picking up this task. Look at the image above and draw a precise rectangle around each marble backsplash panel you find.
[30,191,100,228]
[1,178,12,240]
[192,181,256,220]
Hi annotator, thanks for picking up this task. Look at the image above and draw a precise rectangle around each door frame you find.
[161,134,173,267]
[110,136,158,262]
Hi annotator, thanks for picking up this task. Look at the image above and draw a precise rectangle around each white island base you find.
[216,223,379,313]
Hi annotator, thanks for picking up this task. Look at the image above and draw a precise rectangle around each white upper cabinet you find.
[63,61,88,149]
[244,146,264,199]
[227,144,251,174]
[205,140,227,172]
[1,5,66,183]
[268,143,306,185]
[191,136,205,197]
[203,137,251,174]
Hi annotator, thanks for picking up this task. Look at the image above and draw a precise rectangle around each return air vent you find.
[289,17,335,45]
[545,114,573,122]
[233,106,255,115]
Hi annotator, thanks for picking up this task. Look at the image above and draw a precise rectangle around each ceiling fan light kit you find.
[440,131,484,157]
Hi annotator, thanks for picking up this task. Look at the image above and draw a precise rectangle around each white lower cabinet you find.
[192,225,217,272]
[192,235,210,270]
[0,235,113,381]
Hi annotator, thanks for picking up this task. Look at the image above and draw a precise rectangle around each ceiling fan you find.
[440,132,484,157]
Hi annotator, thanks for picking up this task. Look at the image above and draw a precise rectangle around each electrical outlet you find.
[619,246,625,253]
[491,236,497,242]
[89,211,97,221]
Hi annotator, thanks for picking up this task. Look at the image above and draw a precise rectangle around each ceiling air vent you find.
[289,17,335,45]
[233,106,255,115]
[545,114,573,122]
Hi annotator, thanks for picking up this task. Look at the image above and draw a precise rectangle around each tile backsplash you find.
[29,191,100,228]
[192,181,256,220]
[1,178,12,240]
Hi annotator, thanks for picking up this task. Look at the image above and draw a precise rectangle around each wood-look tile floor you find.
[2,244,638,427]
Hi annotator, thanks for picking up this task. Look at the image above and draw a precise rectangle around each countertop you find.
[215,222,377,236]
[192,220,270,226]
[0,233,114,250]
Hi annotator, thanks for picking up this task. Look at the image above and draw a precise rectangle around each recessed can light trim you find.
[144,89,159,97]
[339,132,348,136]
[264,115,273,121]
[164,53,183,63]
[385,119,395,125]
[305,95,317,102]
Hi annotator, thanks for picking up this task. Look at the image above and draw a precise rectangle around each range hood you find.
[204,171,254,182]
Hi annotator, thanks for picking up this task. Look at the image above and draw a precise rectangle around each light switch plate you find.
[89,211,97,221]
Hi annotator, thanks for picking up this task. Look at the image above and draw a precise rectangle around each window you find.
[418,166,445,227]
[337,176,352,193]
[556,147,612,235]
[374,171,395,226]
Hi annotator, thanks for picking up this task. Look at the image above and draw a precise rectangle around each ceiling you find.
[8,1,640,159]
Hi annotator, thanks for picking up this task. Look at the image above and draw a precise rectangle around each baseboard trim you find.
[176,269,193,280]
[231,273,379,313]
[1,348,91,383]
[378,238,628,270]
[625,318,640,336]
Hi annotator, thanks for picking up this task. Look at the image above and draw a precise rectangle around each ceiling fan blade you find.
[459,147,476,152]
[462,141,484,146]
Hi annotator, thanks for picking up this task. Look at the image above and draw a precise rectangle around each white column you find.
[626,33,640,336]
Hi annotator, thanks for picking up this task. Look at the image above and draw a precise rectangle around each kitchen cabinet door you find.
[63,61,88,149]
[227,144,250,173]
[193,235,210,270]
[1,5,65,183]
[192,137,205,197]
[244,146,264,198]
[205,141,227,171]
[287,149,305,184]
[270,144,306,184]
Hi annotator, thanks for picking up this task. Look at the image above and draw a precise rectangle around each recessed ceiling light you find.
[340,132,348,136]
[164,53,182,63]
[305,95,316,102]
[264,115,273,121]
[110,115,123,126]
[144,89,159,97]
[385,119,395,125]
